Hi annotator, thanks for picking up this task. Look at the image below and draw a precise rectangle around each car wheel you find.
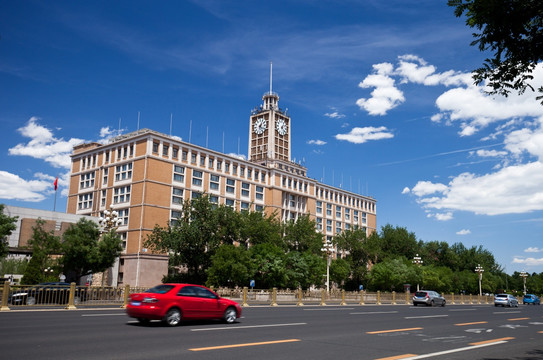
[430,300,435,307]
[494,304,498,307]
[413,303,418,306]
[164,308,181,327]
[26,296,36,305]
[441,300,446,307]
[137,318,150,325]
[223,307,237,324]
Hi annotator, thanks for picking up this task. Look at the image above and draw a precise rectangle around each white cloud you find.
[8,117,84,168]
[410,181,448,197]
[512,257,543,266]
[335,126,394,144]
[401,187,410,194]
[0,171,52,202]
[324,111,345,119]
[307,139,327,145]
[427,212,453,221]
[525,247,543,253]
[475,149,508,158]
[456,229,471,235]
[356,62,404,115]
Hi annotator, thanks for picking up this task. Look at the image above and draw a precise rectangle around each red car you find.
[126,283,242,326]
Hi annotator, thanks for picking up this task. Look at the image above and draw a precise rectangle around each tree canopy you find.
[448,0,543,103]
[0,204,18,259]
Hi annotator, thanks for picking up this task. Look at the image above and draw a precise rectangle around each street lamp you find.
[520,270,528,295]
[321,239,336,293]
[412,254,423,291]
[475,264,484,297]
[96,206,124,286]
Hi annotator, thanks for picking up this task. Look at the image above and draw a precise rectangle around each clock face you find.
[276,119,287,136]
[253,117,266,134]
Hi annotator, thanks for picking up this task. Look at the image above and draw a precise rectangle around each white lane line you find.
[303,308,355,311]
[400,340,510,359]
[82,313,127,317]
[190,322,307,332]
[404,315,448,319]
[493,311,521,314]
[448,308,477,311]
[350,311,398,315]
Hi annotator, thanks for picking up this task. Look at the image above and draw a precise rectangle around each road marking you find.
[188,339,300,351]
[350,311,398,315]
[448,308,477,311]
[508,317,529,321]
[82,313,126,317]
[377,337,514,360]
[454,321,488,326]
[493,311,520,314]
[191,322,306,331]
[303,308,354,311]
[470,337,515,345]
[375,354,417,360]
[539,331,543,333]
[367,327,423,334]
[404,315,448,319]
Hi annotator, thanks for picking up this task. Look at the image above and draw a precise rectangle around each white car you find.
[494,293,518,307]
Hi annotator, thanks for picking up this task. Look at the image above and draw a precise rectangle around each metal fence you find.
[0,282,505,311]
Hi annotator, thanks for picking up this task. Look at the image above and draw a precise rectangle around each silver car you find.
[413,290,446,306]
[494,293,518,307]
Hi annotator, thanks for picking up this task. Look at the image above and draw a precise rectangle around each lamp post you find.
[96,207,123,286]
[520,270,528,295]
[44,266,53,282]
[412,254,423,291]
[321,239,335,293]
[475,264,484,297]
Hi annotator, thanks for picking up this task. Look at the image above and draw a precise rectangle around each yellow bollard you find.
[1,282,10,311]
[65,282,77,310]
[121,284,130,308]
[320,288,326,306]
[406,291,410,305]
[340,289,347,306]
[270,287,278,306]
[469,294,473,304]
[451,293,455,305]
[359,290,365,305]
[392,291,396,305]
[297,288,304,306]
[242,287,249,307]
[377,291,381,305]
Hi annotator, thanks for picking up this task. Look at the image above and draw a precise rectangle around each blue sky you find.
[1,0,542,275]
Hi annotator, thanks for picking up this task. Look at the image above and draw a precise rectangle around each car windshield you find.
[496,294,507,298]
[144,285,175,294]
[414,292,428,297]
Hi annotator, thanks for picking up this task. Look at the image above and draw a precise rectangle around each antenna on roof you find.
[269,61,273,94]
[137,111,140,130]
[170,113,173,136]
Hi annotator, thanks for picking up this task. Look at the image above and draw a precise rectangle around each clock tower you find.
[249,63,291,163]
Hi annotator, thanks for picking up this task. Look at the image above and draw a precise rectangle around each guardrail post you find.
[65,282,77,310]
[320,289,326,306]
[392,291,396,305]
[296,288,304,306]
[121,284,130,308]
[359,290,365,305]
[377,291,381,305]
[270,287,278,306]
[242,287,249,307]
[406,291,409,305]
[340,289,347,306]
[469,294,473,304]
[1,282,10,311]
[451,293,455,305]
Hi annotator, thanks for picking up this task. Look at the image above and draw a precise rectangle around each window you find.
[173,165,185,183]
[103,168,108,185]
[261,172,266,182]
[289,194,295,207]
[191,191,201,199]
[130,145,134,157]
[209,158,214,168]
[225,198,234,207]
[210,174,220,190]
[240,167,245,177]
[152,142,159,154]
[172,147,179,158]
[101,190,106,207]
[362,212,367,224]
[105,151,110,163]
[209,195,218,204]
[255,186,264,200]
[326,203,332,216]
[316,217,323,231]
[80,172,95,189]
[217,160,222,170]
[115,163,132,181]
[354,210,359,223]
[241,202,249,211]
[182,150,188,161]
[247,169,252,178]
[233,165,237,175]
[255,204,263,212]
[192,170,203,186]
[345,208,350,221]
[171,210,182,220]
[336,206,342,218]
[78,193,93,210]
[226,178,235,193]
[113,185,131,204]
[241,182,250,197]
[163,144,168,156]
[191,153,197,164]
[172,188,183,204]
[345,223,351,230]
[316,201,322,214]
[326,219,332,232]
[336,222,342,234]
[225,163,230,173]
[117,208,129,226]
[200,156,205,166]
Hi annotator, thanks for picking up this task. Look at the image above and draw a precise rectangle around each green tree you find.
[249,243,286,289]
[283,215,323,254]
[378,224,419,261]
[330,257,351,288]
[61,218,122,283]
[0,204,18,259]
[369,258,416,292]
[448,0,543,103]
[283,251,325,289]
[206,244,253,288]
[239,209,282,248]
[21,219,61,284]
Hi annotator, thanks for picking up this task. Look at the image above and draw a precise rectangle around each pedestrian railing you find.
[0,281,504,311]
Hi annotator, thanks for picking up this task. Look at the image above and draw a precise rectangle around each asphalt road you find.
[0,304,542,360]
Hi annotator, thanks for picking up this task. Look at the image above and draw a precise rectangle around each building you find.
[67,83,377,287]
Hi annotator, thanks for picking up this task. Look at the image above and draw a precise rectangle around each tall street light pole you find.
[321,239,335,293]
[475,264,484,297]
[520,270,528,295]
[412,254,423,291]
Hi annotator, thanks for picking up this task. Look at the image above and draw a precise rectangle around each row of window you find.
[316,187,375,213]
[316,201,368,224]
[170,196,264,223]
[316,218,364,234]
[79,144,135,172]
[80,163,133,191]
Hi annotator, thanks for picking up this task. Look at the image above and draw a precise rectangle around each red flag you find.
[54,177,58,191]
